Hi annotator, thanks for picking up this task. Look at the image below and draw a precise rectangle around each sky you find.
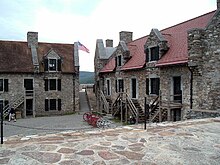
[0,0,217,72]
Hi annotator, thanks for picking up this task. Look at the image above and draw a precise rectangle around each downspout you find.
[187,65,193,109]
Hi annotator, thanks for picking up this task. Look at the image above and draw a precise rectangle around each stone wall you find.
[160,66,191,119]
[0,73,77,117]
[188,10,220,111]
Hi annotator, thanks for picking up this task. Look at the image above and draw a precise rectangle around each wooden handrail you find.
[100,90,109,113]
[124,93,138,121]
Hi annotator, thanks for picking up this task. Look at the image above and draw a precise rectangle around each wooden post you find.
[125,95,128,124]
[120,93,123,124]
[0,101,3,144]
[159,90,162,122]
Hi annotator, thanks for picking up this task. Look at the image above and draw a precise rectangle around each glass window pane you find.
[49,79,57,90]
[50,99,56,110]
[49,59,57,71]
[0,79,3,91]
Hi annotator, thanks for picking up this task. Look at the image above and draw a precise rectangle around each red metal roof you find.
[100,10,216,72]
[100,56,115,73]
[156,10,215,66]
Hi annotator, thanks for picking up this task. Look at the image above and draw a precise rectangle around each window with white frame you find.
[115,55,122,67]
[44,58,61,72]
[150,78,160,95]
[115,79,124,93]
[145,46,159,62]
[0,79,8,92]
[45,99,61,111]
[44,79,61,91]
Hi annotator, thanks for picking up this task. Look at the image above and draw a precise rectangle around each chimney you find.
[218,0,220,8]
[106,39,113,47]
[27,31,39,72]
[27,31,38,48]
[119,31,133,43]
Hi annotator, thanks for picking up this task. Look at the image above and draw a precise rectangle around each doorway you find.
[171,108,181,121]
[26,99,33,116]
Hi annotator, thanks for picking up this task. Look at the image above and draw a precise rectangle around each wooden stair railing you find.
[3,94,25,118]
[100,90,109,114]
[112,93,123,116]
[124,93,138,123]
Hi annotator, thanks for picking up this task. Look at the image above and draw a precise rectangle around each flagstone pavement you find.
[0,117,220,165]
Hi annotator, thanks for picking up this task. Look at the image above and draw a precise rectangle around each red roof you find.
[0,40,75,73]
[122,37,147,70]
[156,10,215,66]
[100,10,216,73]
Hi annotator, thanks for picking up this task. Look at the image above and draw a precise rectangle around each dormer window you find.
[150,46,159,61]
[145,46,159,62]
[115,55,122,67]
[49,59,57,71]
[44,58,61,72]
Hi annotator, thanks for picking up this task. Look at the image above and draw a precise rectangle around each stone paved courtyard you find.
[0,117,220,165]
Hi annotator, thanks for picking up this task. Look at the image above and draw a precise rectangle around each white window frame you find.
[48,58,58,72]
[149,74,160,95]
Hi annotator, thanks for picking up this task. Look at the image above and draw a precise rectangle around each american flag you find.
[77,41,90,53]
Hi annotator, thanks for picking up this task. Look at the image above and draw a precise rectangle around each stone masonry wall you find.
[160,66,191,119]
[0,73,76,117]
[188,10,220,111]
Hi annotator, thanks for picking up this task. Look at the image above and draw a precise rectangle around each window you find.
[49,59,57,71]
[45,79,61,91]
[150,78,160,95]
[106,79,111,95]
[145,46,159,62]
[118,55,122,66]
[44,58,61,72]
[0,79,8,92]
[146,78,149,95]
[117,79,124,92]
[45,99,61,111]
[115,55,122,67]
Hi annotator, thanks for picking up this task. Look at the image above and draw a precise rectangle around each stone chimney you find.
[27,31,38,48]
[27,31,39,72]
[119,31,133,43]
[218,0,220,8]
[106,39,113,47]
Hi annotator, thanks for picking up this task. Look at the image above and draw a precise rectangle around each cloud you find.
[0,0,217,71]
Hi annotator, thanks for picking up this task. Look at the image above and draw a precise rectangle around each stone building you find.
[0,32,80,118]
[94,1,220,122]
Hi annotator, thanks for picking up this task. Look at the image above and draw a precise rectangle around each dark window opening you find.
[106,79,110,95]
[150,78,160,95]
[118,79,124,92]
[0,79,8,92]
[49,79,57,90]
[150,46,159,61]
[45,79,61,91]
[118,55,122,66]
[146,78,149,95]
[131,78,137,98]
[45,99,62,111]
[50,99,57,110]
[0,79,3,91]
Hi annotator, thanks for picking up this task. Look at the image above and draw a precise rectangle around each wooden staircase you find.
[106,98,112,114]
[3,94,24,118]
[131,99,145,123]
[111,93,145,123]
